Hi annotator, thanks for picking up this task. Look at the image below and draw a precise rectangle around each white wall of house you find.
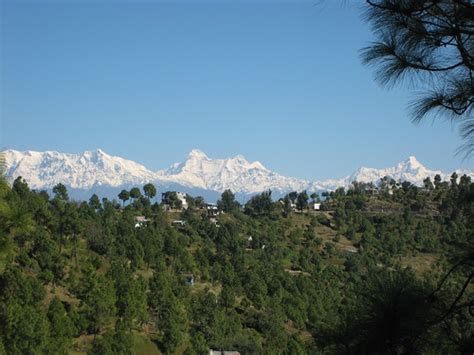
[176,192,188,209]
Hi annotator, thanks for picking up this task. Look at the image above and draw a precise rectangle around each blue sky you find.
[1,0,471,180]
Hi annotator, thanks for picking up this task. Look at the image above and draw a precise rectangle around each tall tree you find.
[143,183,157,201]
[12,177,30,198]
[89,194,101,210]
[296,191,309,211]
[217,190,240,213]
[362,0,474,155]
[108,261,148,329]
[0,267,50,353]
[244,191,274,217]
[52,183,69,201]
[160,298,187,354]
[129,187,142,202]
[194,196,205,209]
[288,191,298,203]
[0,203,35,240]
[47,297,76,353]
[84,274,117,335]
[118,190,130,207]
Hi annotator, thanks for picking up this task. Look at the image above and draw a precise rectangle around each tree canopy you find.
[362,0,474,155]
[0,177,471,353]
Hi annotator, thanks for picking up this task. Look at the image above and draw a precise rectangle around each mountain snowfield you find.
[4,149,156,189]
[156,149,308,194]
[3,148,473,200]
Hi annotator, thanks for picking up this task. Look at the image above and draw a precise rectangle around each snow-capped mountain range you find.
[3,149,473,201]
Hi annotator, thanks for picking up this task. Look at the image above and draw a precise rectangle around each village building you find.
[176,192,188,209]
[134,215,150,228]
[172,219,186,227]
[162,191,188,211]
[204,203,220,225]
[205,203,219,217]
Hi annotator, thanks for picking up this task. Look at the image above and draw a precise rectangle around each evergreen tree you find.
[84,274,117,335]
[244,191,274,217]
[362,0,474,155]
[88,194,101,210]
[118,190,130,207]
[47,297,76,353]
[53,183,69,201]
[296,191,309,211]
[143,183,157,201]
[129,187,141,202]
[217,189,240,213]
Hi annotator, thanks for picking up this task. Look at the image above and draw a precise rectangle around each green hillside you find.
[0,176,472,354]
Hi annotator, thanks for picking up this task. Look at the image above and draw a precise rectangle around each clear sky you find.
[1,0,472,180]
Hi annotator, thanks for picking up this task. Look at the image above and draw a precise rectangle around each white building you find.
[176,192,188,209]
[206,203,219,217]
[162,191,188,210]
[134,216,150,228]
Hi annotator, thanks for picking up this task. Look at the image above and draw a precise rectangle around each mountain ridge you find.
[3,149,473,200]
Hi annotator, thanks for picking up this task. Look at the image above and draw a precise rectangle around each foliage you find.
[362,0,474,155]
[217,189,240,213]
[0,176,471,353]
[244,191,274,217]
